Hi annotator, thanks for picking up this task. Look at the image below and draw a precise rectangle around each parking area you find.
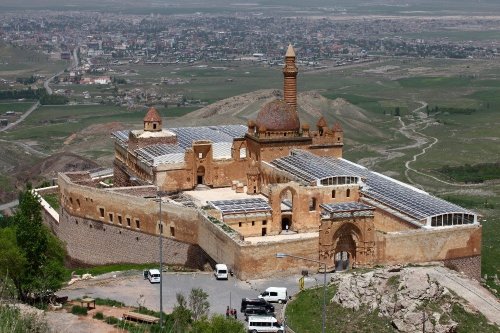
[60,271,332,320]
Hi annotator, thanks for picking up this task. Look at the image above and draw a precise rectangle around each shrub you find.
[0,305,51,333]
[93,312,104,320]
[104,316,120,325]
[71,305,88,316]
[95,298,125,307]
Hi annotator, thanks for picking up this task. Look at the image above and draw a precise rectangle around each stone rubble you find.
[331,267,459,333]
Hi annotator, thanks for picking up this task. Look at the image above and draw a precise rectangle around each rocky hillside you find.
[332,266,500,333]
[180,89,390,144]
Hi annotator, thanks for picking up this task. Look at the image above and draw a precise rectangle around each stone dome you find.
[255,100,300,132]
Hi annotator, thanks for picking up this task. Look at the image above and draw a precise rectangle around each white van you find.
[258,287,288,303]
[214,263,228,280]
[147,269,161,283]
[247,315,284,333]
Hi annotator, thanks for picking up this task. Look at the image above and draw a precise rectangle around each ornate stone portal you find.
[319,203,376,271]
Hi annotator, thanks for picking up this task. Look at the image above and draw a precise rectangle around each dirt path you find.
[45,302,130,333]
[397,102,483,188]
[360,101,483,189]
[425,266,500,326]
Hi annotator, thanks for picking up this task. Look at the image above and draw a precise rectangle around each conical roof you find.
[285,44,295,57]
[144,107,162,122]
[332,121,343,132]
[317,116,327,128]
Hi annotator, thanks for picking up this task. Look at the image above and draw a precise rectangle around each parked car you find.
[241,298,275,313]
[244,305,273,319]
[214,263,228,280]
[147,269,161,283]
[247,315,284,333]
[258,287,288,303]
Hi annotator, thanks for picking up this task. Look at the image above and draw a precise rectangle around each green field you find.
[0,43,66,79]
[0,101,35,114]
[1,0,499,16]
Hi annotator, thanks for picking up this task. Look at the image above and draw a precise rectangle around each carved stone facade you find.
[42,45,482,281]
[320,216,376,271]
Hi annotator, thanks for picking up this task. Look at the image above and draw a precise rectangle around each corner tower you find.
[283,44,298,109]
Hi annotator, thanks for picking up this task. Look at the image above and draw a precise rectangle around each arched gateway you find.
[319,202,376,272]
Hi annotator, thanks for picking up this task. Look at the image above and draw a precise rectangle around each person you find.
[226,306,230,318]
[232,308,237,320]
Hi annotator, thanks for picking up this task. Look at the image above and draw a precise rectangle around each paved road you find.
[60,271,332,317]
[44,47,79,95]
[0,101,40,132]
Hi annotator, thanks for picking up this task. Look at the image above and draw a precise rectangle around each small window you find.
[153,123,157,129]
[309,198,316,211]
[135,219,140,229]
[346,189,351,197]
[170,226,175,237]
[238,222,242,227]
[126,217,131,227]
[109,213,113,222]
[70,197,73,205]
[198,152,203,159]
[99,208,105,217]
[118,215,122,224]
[262,220,267,225]
[159,224,163,234]
[252,221,255,226]
[76,199,80,208]
[332,190,336,198]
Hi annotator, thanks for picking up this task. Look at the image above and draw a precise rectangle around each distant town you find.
[2,11,499,64]
[1,11,499,110]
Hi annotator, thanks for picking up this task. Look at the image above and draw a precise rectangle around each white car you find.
[147,269,161,283]
[247,315,284,333]
[214,264,229,280]
[258,287,288,303]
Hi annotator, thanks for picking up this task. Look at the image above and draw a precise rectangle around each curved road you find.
[398,102,482,188]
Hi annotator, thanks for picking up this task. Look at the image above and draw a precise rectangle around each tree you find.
[394,106,401,117]
[0,228,26,300]
[172,293,192,333]
[191,314,245,333]
[1,189,66,302]
[189,288,210,321]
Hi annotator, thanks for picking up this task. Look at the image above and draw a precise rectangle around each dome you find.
[255,100,300,132]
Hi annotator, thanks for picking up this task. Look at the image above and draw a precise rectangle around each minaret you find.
[283,44,298,109]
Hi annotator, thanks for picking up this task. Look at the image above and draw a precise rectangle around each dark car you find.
[241,298,275,313]
[244,305,273,319]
